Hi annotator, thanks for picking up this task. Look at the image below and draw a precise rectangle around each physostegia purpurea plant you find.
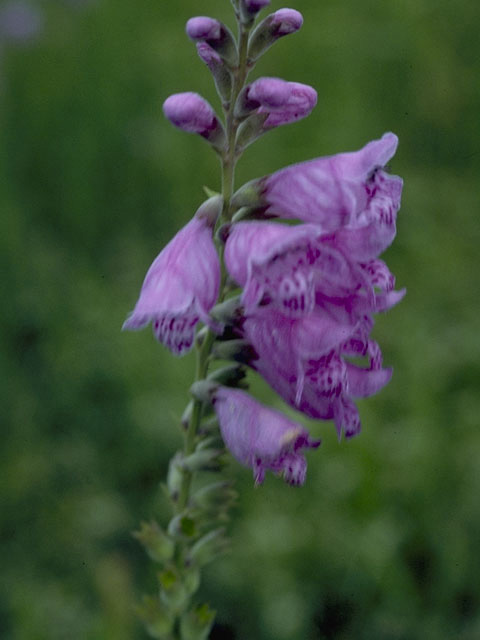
[123,1,404,637]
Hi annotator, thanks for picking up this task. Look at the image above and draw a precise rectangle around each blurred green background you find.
[1,0,479,638]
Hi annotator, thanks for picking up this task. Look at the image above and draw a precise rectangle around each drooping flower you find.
[231,133,403,258]
[123,197,222,355]
[236,77,317,129]
[223,220,404,438]
[242,307,393,439]
[211,386,320,485]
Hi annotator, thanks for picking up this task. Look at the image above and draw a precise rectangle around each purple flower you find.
[242,308,392,439]
[211,386,320,485]
[239,77,317,129]
[223,220,404,438]
[123,198,222,355]
[270,8,303,35]
[224,221,404,316]
[232,133,403,257]
[0,1,43,43]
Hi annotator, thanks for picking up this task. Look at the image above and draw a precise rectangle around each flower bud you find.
[132,520,175,564]
[186,16,237,66]
[248,8,303,61]
[196,42,233,105]
[209,296,244,325]
[192,482,238,513]
[238,0,271,25]
[212,339,258,365]
[167,514,197,539]
[180,603,216,640]
[163,92,226,150]
[159,566,190,613]
[167,453,184,502]
[234,77,317,148]
[186,528,229,567]
[190,380,218,404]
[135,595,174,639]
[207,363,248,389]
[181,447,223,472]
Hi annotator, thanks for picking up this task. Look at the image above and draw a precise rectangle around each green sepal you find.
[212,339,258,365]
[168,513,198,540]
[181,448,224,473]
[135,594,174,639]
[167,453,184,502]
[186,528,229,568]
[180,603,216,640]
[132,520,175,564]
[158,565,190,614]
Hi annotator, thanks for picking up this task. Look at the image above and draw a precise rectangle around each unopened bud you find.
[210,297,244,324]
[186,16,237,66]
[180,603,216,640]
[186,528,229,567]
[159,566,189,613]
[190,380,218,404]
[168,514,197,539]
[240,0,271,19]
[195,194,223,227]
[167,453,184,502]
[132,520,175,564]
[231,177,266,209]
[212,339,258,365]
[181,447,223,472]
[208,363,248,388]
[135,595,174,639]
[248,8,303,61]
[163,92,226,150]
[196,42,233,105]
[192,482,238,513]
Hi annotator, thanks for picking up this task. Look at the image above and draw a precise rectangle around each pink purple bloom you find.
[232,133,402,258]
[239,77,317,129]
[223,219,404,438]
[211,386,320,485]
[123,198,221,355]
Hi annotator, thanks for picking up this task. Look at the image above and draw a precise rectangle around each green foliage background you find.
[1,0,479,638]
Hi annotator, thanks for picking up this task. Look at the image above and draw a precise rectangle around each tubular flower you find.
[232,133,403,256]
[242,308,392,439]
[223,220,403,438]
[211,386,320,485]
[123,198,221,355]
